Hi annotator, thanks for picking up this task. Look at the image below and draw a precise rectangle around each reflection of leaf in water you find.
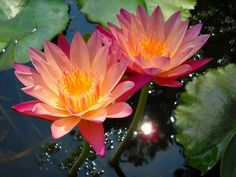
[0,104,23,139]
[0,148,31,164]
[0,130,9,142]
[0,96,10,101]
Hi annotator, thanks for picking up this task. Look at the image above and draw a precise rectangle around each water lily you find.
[97,6,212,90]
[12,32,134,157]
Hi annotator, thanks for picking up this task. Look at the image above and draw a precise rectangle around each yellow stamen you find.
[137,38,167,61]
[58,70,99,113]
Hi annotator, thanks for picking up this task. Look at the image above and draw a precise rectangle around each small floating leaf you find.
[221,132,236,177]
[175,64,236,173]
[0,0,69,70]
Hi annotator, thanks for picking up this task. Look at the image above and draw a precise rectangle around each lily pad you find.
[77,0,196,28]
[144,0,196,20]
[0,0,69,70]
[77,0,146,27]
[175,64,236,173]
[221,132,236,177]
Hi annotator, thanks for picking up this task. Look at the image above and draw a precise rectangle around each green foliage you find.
[175,64,236,173]
[78,0,145,27]
[144,0,196,20]
[77,0,196,28]
[0,0,69,70]
[221,132,236,177]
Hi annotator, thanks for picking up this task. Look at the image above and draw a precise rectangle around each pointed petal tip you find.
[97,147,105,158]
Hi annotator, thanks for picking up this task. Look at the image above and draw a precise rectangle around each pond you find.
[0,0,236,177]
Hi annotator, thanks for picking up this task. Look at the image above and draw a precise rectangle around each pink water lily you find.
[97,6,212,90]
[12,32,135,157]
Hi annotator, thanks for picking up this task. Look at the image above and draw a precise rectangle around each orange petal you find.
[70,32,90,70]
[22,85,60,109]
[82,109,107,123]
[110,81,135,103]
[33,103,69,117]
[106,102,132,118]
[87,31,103,60]
[101,61,128,95]
[51,117,80,139]
[44,41,72,71]
[91,45,109,81]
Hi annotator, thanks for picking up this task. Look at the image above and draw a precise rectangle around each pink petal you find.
[148,6,164,40]
[70,32,90,70]
[111,80,135,102]
[152,56,170,71]
[107,22,122,44]
[158,64,192,78]
[119,8,131,22]
[57,34,70,57]
[165,11,181,37]
[29,48,61,91]
[12,101,57,121]
[82,109,107,123]
[106,102,132,118]
[78,120,105,157]
[91,45,109,81]
[166,20,189,56]
[134,56,151,68]
[154,77,183,88]
[179,58,212,77]
[96,25,114,45]
[116,75,153,102]
[101,61,128,95]
[33,103,70,117]
[159,58,212,79]
[14,62,37,73]
[87,31,103,61]
[182,23,203,44]
[44,41,72,71]
[22,85,60,109]
[14,63,44,87]
[136,5,148,30]
[51,117,80,139]
[143,67,161,75]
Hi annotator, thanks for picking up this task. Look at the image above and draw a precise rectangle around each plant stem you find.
[69,140,90,177]
[110,85,149,166]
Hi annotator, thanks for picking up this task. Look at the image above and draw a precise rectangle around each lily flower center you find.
[138,38,167,61]
[58,70,99,113]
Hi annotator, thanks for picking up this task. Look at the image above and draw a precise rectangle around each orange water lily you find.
[97,6,212,92]
[12,32,134,157]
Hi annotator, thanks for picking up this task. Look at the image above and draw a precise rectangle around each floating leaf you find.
[77,0,196,28]
[0,0,69,70]
[144,0,196,20]
[175,64,236,173]
[221,132,236,177]
[77,0,145,27]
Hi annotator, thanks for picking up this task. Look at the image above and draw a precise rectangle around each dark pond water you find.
[0,0,236,177]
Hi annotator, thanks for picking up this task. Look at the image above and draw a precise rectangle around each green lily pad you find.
[0,0,69,71]
[77,0,195,28]
[77,0,146,27]
[144,0,196,20]
[175,64,236,173]
[221,132,236,177]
